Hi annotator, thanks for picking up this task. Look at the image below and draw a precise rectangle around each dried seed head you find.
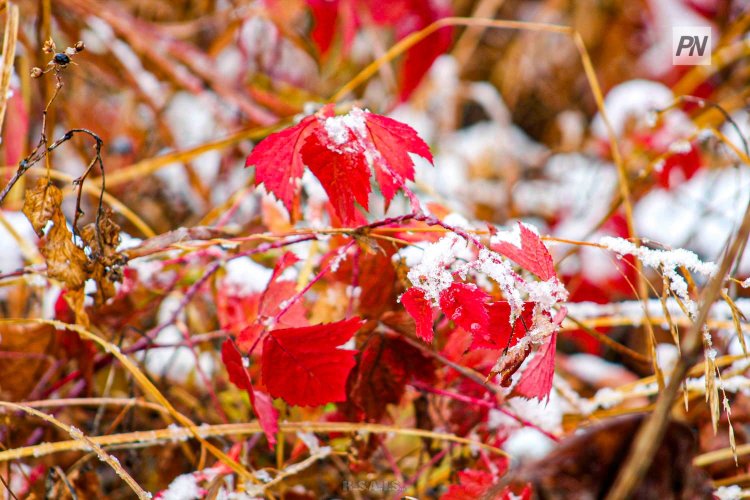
[30,67,43,78]
[42,38,55,54]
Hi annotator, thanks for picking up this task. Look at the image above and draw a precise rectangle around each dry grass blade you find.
[0,401,150,499]
[0,421,508,463]
[0,3,17,135]
[0,318,256,483]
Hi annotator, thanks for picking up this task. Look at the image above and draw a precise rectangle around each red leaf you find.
[401,287,434,342]
[221,339,279,447]
[216,291,260,337]
[307,0,346,56]
[473,301,534,351]
[492,223,556,281]
[439,283,490,339]
[247,107,432,225]
[262,318,363,406]
[396,9,452,100]
[363,112,433,207]
[245,110,328,219]
[442,469,496,500]
[658,142,702,189]
[514,332,557,402]
[349,334,435,421]
[300,127,372,225]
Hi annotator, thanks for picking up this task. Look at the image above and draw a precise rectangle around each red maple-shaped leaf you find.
[363,112,434,206]
[514,332,558,402]
[245,109,332,219]
[246,106,432,225]
[300,128,372,225]
[439,282,490,339]
[262,318,363,406]
[492,223,556,281]
[221,339,279,447]
[473,301,534,351]
[401,287,434,342]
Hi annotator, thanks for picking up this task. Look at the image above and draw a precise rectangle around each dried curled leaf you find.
[22,179,124,322]
[23,179,88,291]
[81,207,123,306]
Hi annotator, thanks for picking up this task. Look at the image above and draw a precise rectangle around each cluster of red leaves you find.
[230,106,569,497]
[402,223,562,401]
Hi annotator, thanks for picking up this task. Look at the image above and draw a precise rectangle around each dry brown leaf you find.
[23,179,88,292]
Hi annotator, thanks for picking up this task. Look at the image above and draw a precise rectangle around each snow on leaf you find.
[492,223,556,281]
[439,282,490,339]
[262,318,363,406]
[514,331,558,402]
[400,286,434,342]
[220,339,279,447]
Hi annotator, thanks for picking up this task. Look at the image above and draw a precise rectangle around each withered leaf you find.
[23,179,88,292]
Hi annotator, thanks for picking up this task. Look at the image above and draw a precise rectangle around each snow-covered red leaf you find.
[492,223,556,281]
[401,287,434,342]
[220,339,279,447]
[246,106,432,225]
[262,318,363,406]
[439,282,490,339]
[658,142,702,190]
[514,332,558,402]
